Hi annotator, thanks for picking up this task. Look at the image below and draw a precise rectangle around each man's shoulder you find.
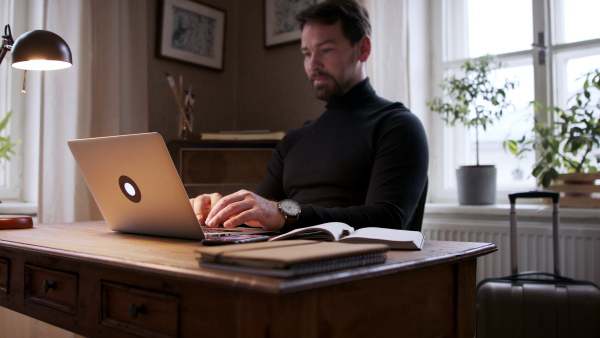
[370,99,418,122]
[279,118,318,144]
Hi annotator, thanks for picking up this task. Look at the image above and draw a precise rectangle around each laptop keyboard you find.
[201,227,243,233]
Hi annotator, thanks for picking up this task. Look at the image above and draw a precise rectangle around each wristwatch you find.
[277,199,301,226]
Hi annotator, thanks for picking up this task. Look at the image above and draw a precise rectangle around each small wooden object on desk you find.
[0,201,33,229]
[0,217,32,229]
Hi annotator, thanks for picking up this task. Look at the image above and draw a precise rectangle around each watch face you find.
[280,199,300,217]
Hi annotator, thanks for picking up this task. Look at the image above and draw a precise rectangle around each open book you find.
[269,222,424,250]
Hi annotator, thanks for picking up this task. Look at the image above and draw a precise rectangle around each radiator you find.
[422,217,600,286]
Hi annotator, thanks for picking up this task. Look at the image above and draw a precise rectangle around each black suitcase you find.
[476,191,600,338]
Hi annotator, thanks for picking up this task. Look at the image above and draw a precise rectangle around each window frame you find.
[429,0,600,204]
[0,0,41,204]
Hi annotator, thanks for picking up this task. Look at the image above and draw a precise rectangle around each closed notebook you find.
[195,240,389,278]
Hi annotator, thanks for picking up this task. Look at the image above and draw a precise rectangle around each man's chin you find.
[312,84,331,100]
[314,87,341,101]
[314,89,329,101]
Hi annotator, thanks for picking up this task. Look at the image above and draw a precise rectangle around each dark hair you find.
[296,0,371,45]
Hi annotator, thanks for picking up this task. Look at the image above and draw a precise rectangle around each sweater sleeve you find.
[255,137,287,202]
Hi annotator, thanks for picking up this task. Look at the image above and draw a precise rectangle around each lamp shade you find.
[11,29,72,70]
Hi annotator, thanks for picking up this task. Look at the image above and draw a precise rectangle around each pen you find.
[179,74,183,103]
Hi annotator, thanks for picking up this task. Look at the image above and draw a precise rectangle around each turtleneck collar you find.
[325,77,376,111]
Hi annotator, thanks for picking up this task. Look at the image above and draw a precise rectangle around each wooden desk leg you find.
[456,258,477,338]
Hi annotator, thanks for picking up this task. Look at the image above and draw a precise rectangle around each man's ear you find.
[357,35,371,62]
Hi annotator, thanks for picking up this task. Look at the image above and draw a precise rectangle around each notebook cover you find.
[196,240,389,269]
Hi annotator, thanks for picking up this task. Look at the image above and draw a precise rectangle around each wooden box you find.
[547,173,600,208]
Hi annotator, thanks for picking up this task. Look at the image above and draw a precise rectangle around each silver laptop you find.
[68,132,274,240]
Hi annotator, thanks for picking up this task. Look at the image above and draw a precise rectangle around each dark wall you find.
[146,0,325,143]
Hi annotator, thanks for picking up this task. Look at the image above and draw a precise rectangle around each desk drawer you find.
[0,257,8,293]
[101,281,180,338]
[24,264,78,314]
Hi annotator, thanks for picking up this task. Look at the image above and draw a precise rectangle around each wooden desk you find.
[0,222,496,337]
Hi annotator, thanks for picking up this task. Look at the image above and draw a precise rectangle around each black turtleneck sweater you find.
[256,78,429,231]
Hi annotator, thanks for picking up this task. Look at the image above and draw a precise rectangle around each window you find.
[0,0,40,204]
[430,0,600,203]
[0,0,21,200]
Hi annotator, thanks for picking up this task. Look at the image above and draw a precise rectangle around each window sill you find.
[0,201,37,216]
[424,203,600,224]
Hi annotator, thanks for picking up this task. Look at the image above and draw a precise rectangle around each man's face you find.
[301,20,364,101]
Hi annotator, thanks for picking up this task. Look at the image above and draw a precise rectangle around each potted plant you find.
[428,54,517,205]
[504,69,600,201]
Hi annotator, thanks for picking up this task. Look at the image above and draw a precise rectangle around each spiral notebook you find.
[195,240,389,278]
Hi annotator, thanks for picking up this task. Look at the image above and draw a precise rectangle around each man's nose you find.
[307,54,322,72]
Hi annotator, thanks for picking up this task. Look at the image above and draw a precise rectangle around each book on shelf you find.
[200,130,285,141]
[269,222,424,250]
[195,240,389,278]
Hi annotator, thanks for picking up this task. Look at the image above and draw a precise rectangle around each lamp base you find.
[0,216,33,229]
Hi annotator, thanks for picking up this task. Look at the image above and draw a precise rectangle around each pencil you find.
[166,73,191,127]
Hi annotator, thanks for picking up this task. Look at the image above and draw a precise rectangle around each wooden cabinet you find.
[167,140,278,197]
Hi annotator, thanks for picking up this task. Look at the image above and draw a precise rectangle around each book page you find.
[269,222,354,242]
[340,228,424,249]
[345,228,418,241]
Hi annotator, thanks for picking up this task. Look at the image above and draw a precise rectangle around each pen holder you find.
[178,106,194,141]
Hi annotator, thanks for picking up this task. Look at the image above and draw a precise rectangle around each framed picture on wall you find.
[158,0,226,70]
[264,0,324,47]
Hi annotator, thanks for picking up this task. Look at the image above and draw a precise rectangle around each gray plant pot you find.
[456,165,497,205]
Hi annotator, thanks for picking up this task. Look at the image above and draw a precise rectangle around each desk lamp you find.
[0,24,72,229]
[1,24,72,92]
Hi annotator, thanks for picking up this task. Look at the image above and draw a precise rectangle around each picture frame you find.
[264,0,324,48]
[158,0,226,70]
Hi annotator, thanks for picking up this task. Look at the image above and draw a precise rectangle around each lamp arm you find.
[0,49,8,66]
[1,24,14,66]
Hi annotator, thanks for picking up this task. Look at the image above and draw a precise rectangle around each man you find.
[190,0,428,232]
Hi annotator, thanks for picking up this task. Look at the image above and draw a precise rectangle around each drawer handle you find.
[129,303,146,319]
[42,280,57,293]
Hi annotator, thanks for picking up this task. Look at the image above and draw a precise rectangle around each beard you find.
[309,72,345,101]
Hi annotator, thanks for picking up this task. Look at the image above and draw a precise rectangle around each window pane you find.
[554,51,600,112]
[467,0,532,57]
[556,0,600,44]
[468,63,537,189]
[565,55,600,101]
[563,54,600,167]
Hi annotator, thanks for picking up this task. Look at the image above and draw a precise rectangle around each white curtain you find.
[1,0,148,333]
[364,0,410,106]
[39,0,149,223]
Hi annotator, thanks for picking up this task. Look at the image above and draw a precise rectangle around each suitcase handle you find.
[508,190,559,203]
[509,191,561,276]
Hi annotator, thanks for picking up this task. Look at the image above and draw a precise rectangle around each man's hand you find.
[190,193,223,226]
[199,190,286,231]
